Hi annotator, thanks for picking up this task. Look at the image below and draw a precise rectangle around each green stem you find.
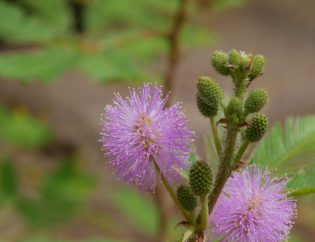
[234,140,250,165]
[208,124,238,213]
[210,117,222,157]
[151,157,191,223]
[196,195,208,232]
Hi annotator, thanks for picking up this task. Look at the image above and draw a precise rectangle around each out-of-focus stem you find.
[208,124,238,213]
[151,158,191,223]
[210,117,222,157]
[196,195,208,232]
[164,0,190,105]
[234,140,250,165]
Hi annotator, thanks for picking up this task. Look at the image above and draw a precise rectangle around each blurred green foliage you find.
[110,187,159,235]
[0,0,222,83]
[0,106,53,148]
[253,115,315,197]
[0,0,246,240]
[0,157,96,228]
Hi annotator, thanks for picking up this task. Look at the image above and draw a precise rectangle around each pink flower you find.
[209,166,296,242]
[100,84,194,191]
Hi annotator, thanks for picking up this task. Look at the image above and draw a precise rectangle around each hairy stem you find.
[234,139,250,165]
[210,117,222,157]
[196,196,208,232]
[151,158,191,223]
[208,124,238,213]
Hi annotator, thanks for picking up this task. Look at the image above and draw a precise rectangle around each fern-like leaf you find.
[253,116,315,173]
[287,166,315,197]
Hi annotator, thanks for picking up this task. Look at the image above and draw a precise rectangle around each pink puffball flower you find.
[209,166,296,242]
[100,84,194,191]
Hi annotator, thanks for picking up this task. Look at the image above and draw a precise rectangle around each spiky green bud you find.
[245,112,268,142]
[226,97,243,123]
[245,88,268,113]
[189,161,213,197]
[177,185,197,211]
[228,49,242,67]
[197,76,222,103]
[196,76,222,117]
[249,55,265,80]
[228,49,251,77]
[226,97,242,116]
[211,51,230,75]
[196,94,217,117]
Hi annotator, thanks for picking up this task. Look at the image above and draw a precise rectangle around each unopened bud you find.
[189,161,213,197]
[245,112,268,142]
[245,88,268,113]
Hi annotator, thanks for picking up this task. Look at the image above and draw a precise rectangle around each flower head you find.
[101,84,194,191]
[209,166,296,242]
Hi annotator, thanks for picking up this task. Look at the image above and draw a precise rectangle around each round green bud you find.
[245,112,268,142]
[245,88,268,113]
[239,54,251,72]
[226,97,243,123]
[228,49,242,67]
[197,94,218,117]
[177,185,197,211]
[249,55,265,80]
[226,97,242,117]
[196,76,222,117]
[189,161,213,197]
[211,51,230,76]
[197,76,222,103]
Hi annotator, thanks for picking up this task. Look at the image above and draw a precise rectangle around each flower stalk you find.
[151,157,192,223]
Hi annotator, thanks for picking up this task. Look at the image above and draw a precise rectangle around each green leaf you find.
[0,157,18,201]
[110,187,159,235]
[0,106,53,149]
[19,0,72,35]
[0,47,78,83]
[181,27,217,49]
[0,2,56,43]
[287,166,315,197]
[85,0,177,32]
[77,51,147,83]
[18,159,96,227]
[253,116,315,173]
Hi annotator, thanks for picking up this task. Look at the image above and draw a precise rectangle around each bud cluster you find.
[177,49,270,238]
[195,49,269,143]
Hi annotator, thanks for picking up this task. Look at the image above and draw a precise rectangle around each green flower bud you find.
[189,161,213,197]
[226,97,243,123]
[197,94,218,117]
[245,88,268,113]
[228,49,251,77]
[196,76,222,117]
[197,76,222,103]
[211,51,230,75]
[177,185,197,211]
[228,49,242,67]
[245,112,268,142]
[249,55,265,80]
[226,97,242,117]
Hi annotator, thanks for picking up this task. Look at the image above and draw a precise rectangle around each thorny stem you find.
[210,117,222,157]
[151,157,192,223]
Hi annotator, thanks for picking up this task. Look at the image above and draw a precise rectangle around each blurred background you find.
[0,0,314,241]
